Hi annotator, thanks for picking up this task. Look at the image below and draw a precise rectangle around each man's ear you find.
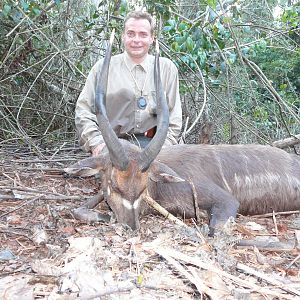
[64,155,109,177]
[149,161,185,183]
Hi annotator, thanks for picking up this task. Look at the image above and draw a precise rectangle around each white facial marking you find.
[122,199,133,210]
[133,198,141,210]
[121,197,142,210]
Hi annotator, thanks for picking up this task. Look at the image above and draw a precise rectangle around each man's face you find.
[122,18,154,62]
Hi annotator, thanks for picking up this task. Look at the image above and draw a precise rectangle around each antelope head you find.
[65,31,181,229]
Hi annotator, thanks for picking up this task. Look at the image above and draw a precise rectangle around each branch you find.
[147,246,298,300]
[272,134,300,149]
[243,56,300,124]
[237,263,300,297]
[143,194,187,228]
[178,52,208,137]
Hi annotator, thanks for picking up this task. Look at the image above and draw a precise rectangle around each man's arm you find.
[75,61,105,154]
[163,60,182,146]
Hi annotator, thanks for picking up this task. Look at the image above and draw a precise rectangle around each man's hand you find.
[91,143,106,157]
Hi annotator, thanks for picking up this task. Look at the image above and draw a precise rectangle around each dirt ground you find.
[0,145,300,300]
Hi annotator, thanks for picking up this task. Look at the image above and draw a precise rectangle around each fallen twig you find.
[286,254,300,269]
[143,194,187,228]
[272,211,279,236]
[0,185,84,200]
[0,195,41,218]
[188,178,204,223]
[237,262,300,297]
[82,282,136,300]
[147,245,298,300]
[252,210,300,218]
[155,247,218,299]
[272,134,300,149]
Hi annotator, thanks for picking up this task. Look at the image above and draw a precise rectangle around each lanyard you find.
[123,57,148,96]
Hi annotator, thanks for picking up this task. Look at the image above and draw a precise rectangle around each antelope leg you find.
[84,192,104,209]
[72,192,111,223]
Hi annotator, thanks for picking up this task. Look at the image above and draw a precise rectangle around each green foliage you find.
[282,4,300,29]
[164,3,251,92]
[206,0,217,10]
[162,11,236,84]
[145,0,176,19]
[0,0,49,20]
[0,0,299,146]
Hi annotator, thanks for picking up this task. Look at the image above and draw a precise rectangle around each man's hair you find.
[124,11,155,34]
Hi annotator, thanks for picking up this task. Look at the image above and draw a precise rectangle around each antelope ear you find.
[64,155,109,177]
[149,161,185,183]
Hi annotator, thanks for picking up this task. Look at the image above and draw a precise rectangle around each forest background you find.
[0,0,299,155]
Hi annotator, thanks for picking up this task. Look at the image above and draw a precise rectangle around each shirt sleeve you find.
[163,60,182,146]
[75,61,104,153]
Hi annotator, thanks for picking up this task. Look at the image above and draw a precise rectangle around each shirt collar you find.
[123,52,150,72]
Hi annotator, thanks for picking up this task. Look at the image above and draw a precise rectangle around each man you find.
[75,11,182,156]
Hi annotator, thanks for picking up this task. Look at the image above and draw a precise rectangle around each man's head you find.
[122,11,154,63]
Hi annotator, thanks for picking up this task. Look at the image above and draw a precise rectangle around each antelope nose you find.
[129,221,139,231]
[127,217,140,231]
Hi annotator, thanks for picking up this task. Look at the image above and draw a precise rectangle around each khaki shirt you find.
[75,52,182,152]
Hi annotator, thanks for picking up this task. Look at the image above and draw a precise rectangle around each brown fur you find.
[65,140,300,232]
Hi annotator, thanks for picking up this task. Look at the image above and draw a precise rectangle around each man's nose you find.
[133,35,141,42]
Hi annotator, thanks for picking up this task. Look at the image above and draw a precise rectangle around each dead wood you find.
[286,254,300,269]
[153,248,219,299]
[0,195,41,218]
[188,178,206,223]
[79,282,136,300]
[0,185,86,201]
[251,210,300,218]
[272,134,300,149]
[236,262,300,297]
[150,246,299,300]
[143,193,187,228]
[1,149,300,300]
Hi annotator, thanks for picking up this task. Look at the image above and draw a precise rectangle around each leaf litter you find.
[0,146,300,300]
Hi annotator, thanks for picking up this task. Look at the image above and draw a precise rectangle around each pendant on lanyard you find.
[137,96,147,110]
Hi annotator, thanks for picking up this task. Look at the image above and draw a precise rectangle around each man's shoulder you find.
[111,53,124,62]
[160,56,178,73]
[90,53,123,73]
[160,56,176,66]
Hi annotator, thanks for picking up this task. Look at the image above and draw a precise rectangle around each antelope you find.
[65,33,300,234]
